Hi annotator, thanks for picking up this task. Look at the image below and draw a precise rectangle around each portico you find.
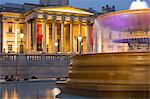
[25,6,94,54]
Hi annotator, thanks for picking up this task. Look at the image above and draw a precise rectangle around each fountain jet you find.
[130,0,149,10]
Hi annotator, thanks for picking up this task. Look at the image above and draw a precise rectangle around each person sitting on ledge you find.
[10,75,15,81]
[5,75,15,81]
[31,76,37,79]
[5,75,10,81]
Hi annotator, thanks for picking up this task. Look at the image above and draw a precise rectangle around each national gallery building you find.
[0,0,95,54]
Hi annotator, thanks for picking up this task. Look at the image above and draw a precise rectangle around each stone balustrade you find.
[0,53,71,79]
[0,53,71,61]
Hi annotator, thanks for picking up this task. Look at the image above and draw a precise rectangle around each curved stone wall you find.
[93,9,150,53]
[68,52,150,91]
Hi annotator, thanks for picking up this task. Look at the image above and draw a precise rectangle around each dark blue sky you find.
[0,0,150,11]
[69,0,133,11]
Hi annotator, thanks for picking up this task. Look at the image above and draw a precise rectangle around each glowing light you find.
[20,33,24,39]
[52,88,61,96]
[16,29,19,32]
[78,35,82,42]
[3,90,8,99]
[55,42,58,47]
[130,0,149,10]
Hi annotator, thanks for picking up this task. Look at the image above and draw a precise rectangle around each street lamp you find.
[16,28,19,32]
[78,35,82,54]
[20,33,24,53]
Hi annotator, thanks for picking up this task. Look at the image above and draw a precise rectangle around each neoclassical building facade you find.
[0,3,95,54]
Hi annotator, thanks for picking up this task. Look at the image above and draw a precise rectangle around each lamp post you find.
[20,33,24,53]
[78,35,82,54]
[15,32,24,81]
[47,45,49,53]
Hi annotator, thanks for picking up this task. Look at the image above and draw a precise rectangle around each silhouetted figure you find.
[31,75,37,79]
[5,75,10,81]
[10,75,15,81]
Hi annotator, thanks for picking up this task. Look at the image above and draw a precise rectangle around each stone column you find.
[33,17,37,53]
[78,17,82,37]
[14,18,19,53]
[26,20,29,53]
[29,19,33,52]
[43,15,47,53]
[2,17,6,53]
[52,16,57,53]
[86,20,91,53]
[55,24,58,52]
[78,17,82,53]
[46,22,49,53]
[70,16,74,53]
[61,16,65,53]
[0,20,3,53]
[27,20,32,53]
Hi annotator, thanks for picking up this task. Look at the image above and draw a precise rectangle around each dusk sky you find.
[0,0,150,12]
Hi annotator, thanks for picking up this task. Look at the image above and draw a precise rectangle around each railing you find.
[25,54,71,61]
[0,54,19,61]
[0,53,72,79]
[0,53,72,62]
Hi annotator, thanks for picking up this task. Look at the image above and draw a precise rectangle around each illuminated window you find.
[8,26,12,33]
[8,45,12,53]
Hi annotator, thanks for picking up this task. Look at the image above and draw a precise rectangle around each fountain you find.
[66,0,150,97]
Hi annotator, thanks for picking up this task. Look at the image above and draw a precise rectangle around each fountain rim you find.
[96,8,150,20]
[76,51,150,56]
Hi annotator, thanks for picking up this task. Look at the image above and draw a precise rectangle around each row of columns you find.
[27,15,92,53]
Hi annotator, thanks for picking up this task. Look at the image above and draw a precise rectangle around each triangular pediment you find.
[37,6,94,15]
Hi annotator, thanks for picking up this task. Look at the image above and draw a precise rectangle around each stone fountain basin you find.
[68,52,150,92]
[97,9,150,32]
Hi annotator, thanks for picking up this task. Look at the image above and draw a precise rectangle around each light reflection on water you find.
[0,81,149,99]
[0,81,90,99]
[0,81,57,99]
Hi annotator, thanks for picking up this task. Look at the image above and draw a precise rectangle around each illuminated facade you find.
[0,2,94,53]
